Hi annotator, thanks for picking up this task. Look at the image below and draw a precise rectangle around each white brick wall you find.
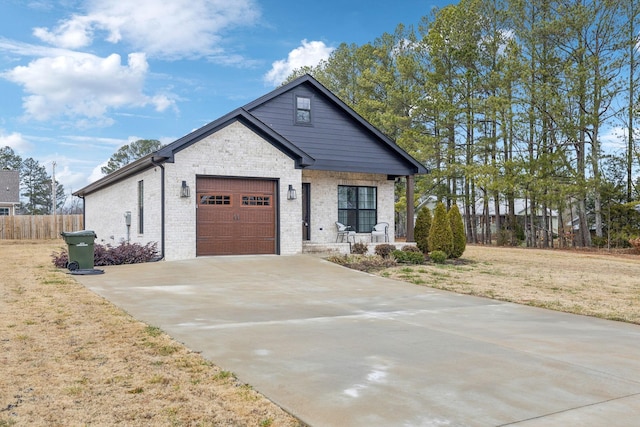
[301,170,395,244]
[84,121,397,260]
[84,166,162,248]
[163,121,301,260]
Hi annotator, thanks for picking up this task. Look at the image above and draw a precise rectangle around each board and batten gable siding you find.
[84,166,162,248]
[248,84,412,175]
[301,169,395,243]
[162,121,302,260]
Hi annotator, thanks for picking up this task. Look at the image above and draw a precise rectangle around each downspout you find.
[151,157,166,260]
[80,196,85,230]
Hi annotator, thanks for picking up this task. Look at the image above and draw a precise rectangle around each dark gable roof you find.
[244,74,427,175]
[74,110,315,197]
[155,108,315,166]
[74,74,425,197]
[0,170,20,204]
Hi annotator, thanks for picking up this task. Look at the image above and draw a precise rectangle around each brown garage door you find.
[196,177,277,255]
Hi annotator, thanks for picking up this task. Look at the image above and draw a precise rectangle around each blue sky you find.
[0,0,450,197]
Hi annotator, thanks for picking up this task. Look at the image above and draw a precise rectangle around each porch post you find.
[406,175,415,242]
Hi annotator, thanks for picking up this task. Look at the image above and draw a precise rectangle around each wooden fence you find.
[0,215,84,240]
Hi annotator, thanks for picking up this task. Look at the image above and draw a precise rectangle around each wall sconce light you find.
[287,184,297,200]
[180,180,191,198]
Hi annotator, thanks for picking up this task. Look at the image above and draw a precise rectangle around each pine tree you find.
[448,203,466,258]
[21,157,51,214]
[414,207,432,253]
[101,139,162,174]
[428,202,453,257]
[0,146,22,170]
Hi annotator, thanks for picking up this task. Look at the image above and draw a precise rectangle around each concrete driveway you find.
[75,255,640,426]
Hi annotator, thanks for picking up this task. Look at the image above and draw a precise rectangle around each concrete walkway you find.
[75,255,640,426]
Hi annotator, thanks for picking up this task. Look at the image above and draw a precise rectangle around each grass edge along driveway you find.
[377,245,640,324]
[0,240,304,427]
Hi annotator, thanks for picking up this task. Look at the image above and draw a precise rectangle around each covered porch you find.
[299,171,417,255]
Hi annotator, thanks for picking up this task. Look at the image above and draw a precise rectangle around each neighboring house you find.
[74,75,427,260]
[470,198,559,236]
[0,170,20,216]
[418,196,559,235]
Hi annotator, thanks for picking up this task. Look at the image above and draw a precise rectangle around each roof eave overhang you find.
[74,109,316,197]
[155,108,315,168]
[72,154,167,197]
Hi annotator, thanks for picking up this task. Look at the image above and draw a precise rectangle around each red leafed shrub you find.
[52,242,160,268]
[374,243,396,258]
[51,249,69,268]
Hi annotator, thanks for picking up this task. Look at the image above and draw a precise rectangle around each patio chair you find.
[335,222,356,243]
[371,222,389,242]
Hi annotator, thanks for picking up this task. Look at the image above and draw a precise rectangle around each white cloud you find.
[1,0,261,125]
[33,0,261,60]
[264,40,334,86]
[0,37,83,59]
[88,162,107,183]
[0,130,32,152]
[52,163,86,193]
[2,52,174,124]
[27,1,55,12]
[33,15,95,49]
[33,152,101,193]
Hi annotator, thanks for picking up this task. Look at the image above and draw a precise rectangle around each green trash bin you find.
[61,230,97,271]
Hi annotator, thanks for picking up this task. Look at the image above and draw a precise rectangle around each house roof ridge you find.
[244,74,426,174]
[73,74,426,197]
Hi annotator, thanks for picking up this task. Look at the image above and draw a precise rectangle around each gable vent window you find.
[296,96,311,124]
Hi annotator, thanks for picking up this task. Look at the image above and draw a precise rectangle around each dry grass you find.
[0,240,302,427]
[3,241,639,426]
[380,245,640,324]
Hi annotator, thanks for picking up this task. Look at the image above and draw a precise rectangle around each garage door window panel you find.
[242,195,271,206]
[200,194,231,205]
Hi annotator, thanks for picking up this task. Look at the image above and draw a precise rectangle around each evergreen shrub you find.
[392,249,425,264]
[429,250,447,264]
[414,207,432,253]
[428,202,453,257]
[448,204,466,258]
